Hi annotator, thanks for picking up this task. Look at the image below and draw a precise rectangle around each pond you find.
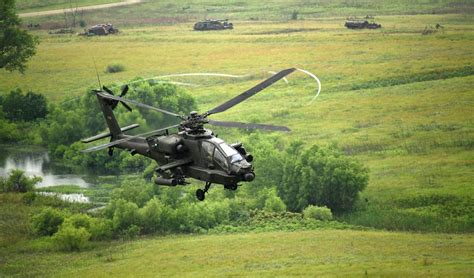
[0,146,93,188]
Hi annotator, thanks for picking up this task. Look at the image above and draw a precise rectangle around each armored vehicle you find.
[345,20,381,29]
[86,23,119,36]
[194,19,233,31]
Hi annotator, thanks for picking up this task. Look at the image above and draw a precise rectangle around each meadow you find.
[1,194,473,277]
[2,14,473,230]
[16,0,119,13]
[1,0,473,276]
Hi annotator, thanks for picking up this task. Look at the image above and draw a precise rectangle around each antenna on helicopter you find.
[92,56,102,89]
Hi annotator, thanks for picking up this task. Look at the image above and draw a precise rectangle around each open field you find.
[2,230,473,276]
[0,194,472,277]
[16,0,474,25]
[1,13,473,232]
[0,1,473,276]
[16,0,120,13]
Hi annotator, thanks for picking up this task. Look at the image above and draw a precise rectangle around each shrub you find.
[122,224,141,240]
[264,195,287,213]
[291,10,299,20]
[31,207,65,236]
[106,63,125,73]
[64,213,92,230]
[279,143,369,213]
[89,218,114,240]
[111,179,155,207]
[2,169,41,193]
[53,224,91,251]
[139,197,174,234]
[303,205,333,221]
[22,191,37,205]
[112,199,140,232]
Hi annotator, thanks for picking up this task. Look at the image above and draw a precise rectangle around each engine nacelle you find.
[148,134,184,155]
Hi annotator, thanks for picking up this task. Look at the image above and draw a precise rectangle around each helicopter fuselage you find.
[114,128,255,189]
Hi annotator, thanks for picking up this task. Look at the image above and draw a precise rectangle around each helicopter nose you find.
[243,172,255,182]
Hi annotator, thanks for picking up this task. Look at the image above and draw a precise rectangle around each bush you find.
[53,224,90,251]
[2,169,41,193]
[122,224,141,240]
[64,213,92,230]
[106,63,125,73]
[89,218,114,241]
[111,179,155,207]
[112,199,140,232]
[279,143,369,213]
[303,205,333,221]
[31,207,65,236]
[291,10,299,20]
[22,191,37,205]
[139,197,174,234]
[264,195,287,213]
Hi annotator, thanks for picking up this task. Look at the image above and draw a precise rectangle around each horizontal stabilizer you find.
[81,123,140,143]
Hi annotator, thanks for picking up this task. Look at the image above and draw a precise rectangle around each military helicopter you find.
[82,68,296,200]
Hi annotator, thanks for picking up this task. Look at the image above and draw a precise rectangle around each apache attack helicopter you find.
[82,68,296,200]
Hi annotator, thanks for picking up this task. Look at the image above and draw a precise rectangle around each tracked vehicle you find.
[194,19,233,31]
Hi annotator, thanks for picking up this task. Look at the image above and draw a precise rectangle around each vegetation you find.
[0,0,38,73]
[279,143,368,213]
[0,194,472,277]
[303,205,333,221]
[1,88,48,121]
[15,0,119,13]
[105,63,125,73]
[0,0,472,276]
[31,207,65,236]
[1,169,41,193]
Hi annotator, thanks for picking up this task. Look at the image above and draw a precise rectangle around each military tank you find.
[345,20,381,29]
[85,23,119,36]
[193,19,233,31]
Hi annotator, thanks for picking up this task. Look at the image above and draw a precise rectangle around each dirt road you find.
[19,0,142,18]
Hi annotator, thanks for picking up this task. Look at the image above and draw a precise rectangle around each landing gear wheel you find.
[196,189,205,201]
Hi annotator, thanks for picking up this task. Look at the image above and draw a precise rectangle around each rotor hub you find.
[180,111,209,133]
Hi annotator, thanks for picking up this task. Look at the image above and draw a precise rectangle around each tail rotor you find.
[102,85,132,111]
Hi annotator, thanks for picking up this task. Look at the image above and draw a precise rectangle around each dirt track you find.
[19,0,141,18]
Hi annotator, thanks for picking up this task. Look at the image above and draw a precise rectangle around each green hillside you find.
[1,13,473,232]
[2,228,473,276]
[16,0,119,13]
[0,1,473,276]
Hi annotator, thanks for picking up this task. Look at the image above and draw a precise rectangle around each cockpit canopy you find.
[201,137,244,170]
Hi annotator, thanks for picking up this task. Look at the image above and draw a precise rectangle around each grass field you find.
[16,0,121,13]
[1,193,473,276]
[0,1,473,276]
[1,13,473,233]
[2,229,473,276]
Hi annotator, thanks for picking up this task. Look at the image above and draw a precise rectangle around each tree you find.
[0,0,39,73]
[2,89,48,121]
[279,144,369,213]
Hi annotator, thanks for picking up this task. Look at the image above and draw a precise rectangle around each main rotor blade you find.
[81,124,180,153]
[97,92,184,119]
[206,68,296,116]
[208,120,290,132]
